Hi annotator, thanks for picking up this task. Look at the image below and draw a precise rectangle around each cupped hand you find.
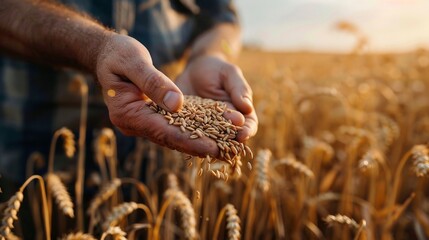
[95,33,219,157]
[175,54,258,142]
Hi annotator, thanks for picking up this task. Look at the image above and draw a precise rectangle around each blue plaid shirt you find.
[0,0,237,181]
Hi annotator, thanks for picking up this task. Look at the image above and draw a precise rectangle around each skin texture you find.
[0,0,258,157]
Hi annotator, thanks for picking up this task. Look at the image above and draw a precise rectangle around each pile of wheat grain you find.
[147,95,253,180]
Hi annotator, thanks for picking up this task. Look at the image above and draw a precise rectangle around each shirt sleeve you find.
[194,0,239,28]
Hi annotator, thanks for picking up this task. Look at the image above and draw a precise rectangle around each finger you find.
[221,64,254,114]
[126,62,184,112]
[236,110,258,142]
[223,102,245,126]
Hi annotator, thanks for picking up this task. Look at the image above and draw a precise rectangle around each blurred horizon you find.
[236,0,429,53]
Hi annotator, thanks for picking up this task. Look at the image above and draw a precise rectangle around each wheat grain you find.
[147,95,253,176]
[0,192,24,239]
[102,202,139,230]
[46,173,74,218]
[164,189,197,240]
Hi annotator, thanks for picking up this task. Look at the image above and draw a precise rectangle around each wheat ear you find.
[95,128,118,181]
[213,204,241,240]
[0,192,24,239]
[61,232,96,240]
[102,202,152,233]
[100,226,127,240]
[254,149,272,192]
[48,127,75,173]
[162,189,197,240]
[324,214,366,240]
[274,154,314,178]
[1,176,50,240]
[411,145,429,177]
[87,178,122,233]
[102,202,138,230]
[87,178,121,215]
[45,174,74,218]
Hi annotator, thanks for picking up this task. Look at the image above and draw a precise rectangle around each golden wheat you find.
[87,178,121,215]
[102,202,139,230]
[57,127,76,158]
[61,232,96,240]
[0,192,24,240]
[324,214,359,229]
[164,189,197,240]
[276,154,314,178]
[225,204,241,240]
[101,226,127,240]
[411,145,429,177]
[254,149,272,192]
[46,173,74,218]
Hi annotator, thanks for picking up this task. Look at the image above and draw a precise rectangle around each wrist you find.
[81,29,116,73]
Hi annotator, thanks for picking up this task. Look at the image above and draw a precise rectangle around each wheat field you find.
[1,42,429,239]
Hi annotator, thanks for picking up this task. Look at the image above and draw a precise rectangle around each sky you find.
[235,0,429,53]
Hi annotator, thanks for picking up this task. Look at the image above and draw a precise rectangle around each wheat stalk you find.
[71,74,88,231]
[45,173,74,218]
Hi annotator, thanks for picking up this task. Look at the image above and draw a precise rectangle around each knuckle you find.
[224,63,240,75]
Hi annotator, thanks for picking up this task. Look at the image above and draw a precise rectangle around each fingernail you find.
[243,97,253,107]
[163,91,181,112]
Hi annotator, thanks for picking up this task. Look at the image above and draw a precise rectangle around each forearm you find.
[0,0,111,72]
[189,23,241,61]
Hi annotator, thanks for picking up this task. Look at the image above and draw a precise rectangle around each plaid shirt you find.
[0,0,237,181]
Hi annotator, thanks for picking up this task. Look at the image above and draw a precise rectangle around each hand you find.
[95,33,219,157]
[175,54,258,142]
